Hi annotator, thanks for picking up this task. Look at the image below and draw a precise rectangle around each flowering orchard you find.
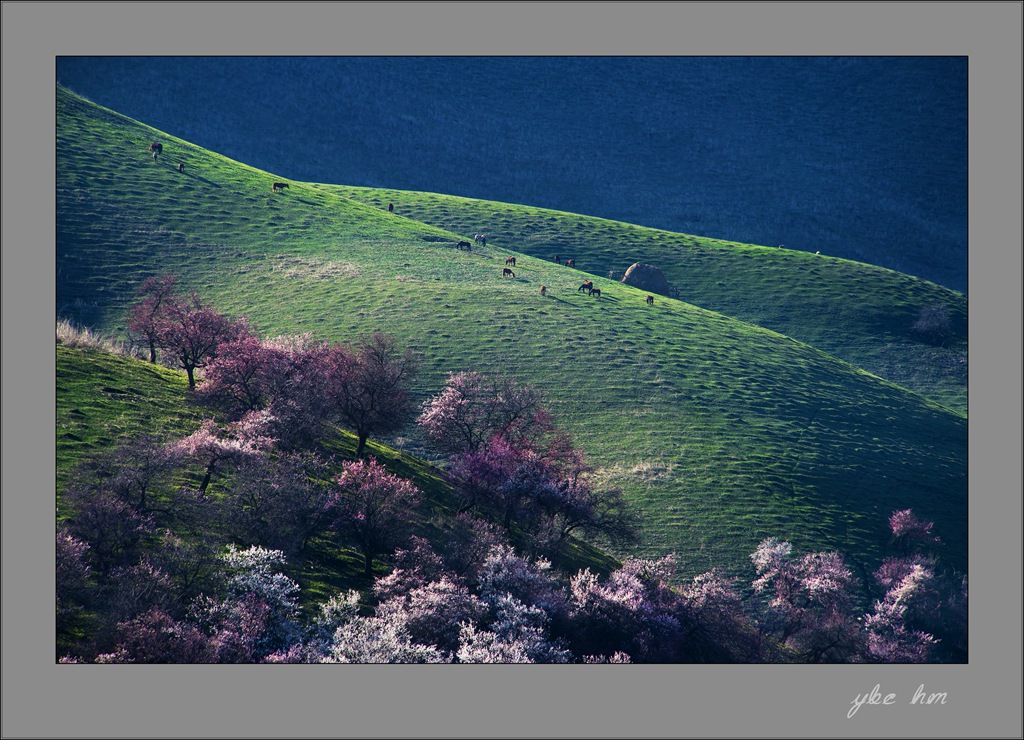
[55,281,966,663]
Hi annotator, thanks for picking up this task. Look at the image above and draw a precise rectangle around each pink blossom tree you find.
[863,561,940,662]
[332,458,422,576]
[864,509,966,662]
[375,576,487,655]
[56,528,92,642]
[449,433,637,560]
[196,335,290,416]
[325,334,419,457]
[568,555,685,663]
[260,334,334,450]
[678,569,763,662]
[888,508,941,554]
[749,539,865,662]
[169,409,277,494]
[154,291,248,390]
[126,274,178,363]
[62,487,156,572]
[96,607,218,663]
[457,594,571,664]
[417,371,551,456]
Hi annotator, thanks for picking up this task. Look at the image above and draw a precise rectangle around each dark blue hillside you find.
[56,56,967,292]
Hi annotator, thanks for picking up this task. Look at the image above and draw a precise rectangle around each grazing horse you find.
[502,268,515,279]
[178,163,185,173]
[540,285,547,296]
[388,202,394,212]
[590,288,602,299]
[554,255,561,264]
[578,281,594,293]
[474,233,487,246]
[505,256,516,267]
[646,294,655,305]
[457,240,472,250]
[272,182,290,192]
[149,142,163,155]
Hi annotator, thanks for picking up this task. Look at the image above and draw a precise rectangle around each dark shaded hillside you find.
[55,56,968,292]
[55,86,967,582]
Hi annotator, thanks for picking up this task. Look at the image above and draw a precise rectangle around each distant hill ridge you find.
[55,56,968,292]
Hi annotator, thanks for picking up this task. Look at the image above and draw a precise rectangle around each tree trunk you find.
[186,366,197,390]
[197,461,215,494]
[356,431,369,457]
[363,550,374,576]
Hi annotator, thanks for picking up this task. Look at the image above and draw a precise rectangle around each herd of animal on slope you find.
[148,139,663,308]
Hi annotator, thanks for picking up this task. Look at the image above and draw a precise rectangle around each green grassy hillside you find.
[55,344,203,491]
[56,86,967,581]
[329,187,968,417]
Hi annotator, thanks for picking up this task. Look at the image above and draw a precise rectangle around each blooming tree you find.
[97,608,218,664]
[863,561,939,662]
[862,509,966,662]
[188,545,303,662]
[750,539,865,662]
[376,576,488,655]
[457,594,571,664]
[325,333,418,457]
[888,509,941,555]
[568,556,686,663]
[261,334,334,450]
[126,273,178,363]
[56,528,92,638]
[62,487,155,572]
[418,371,551,456]
[449,434,637,559]
[332,458,422,576]
[154,291,248,389]
[678,569,762,662]
[170,409,277,494]
[196,335,290,417]
[325,612,449,664]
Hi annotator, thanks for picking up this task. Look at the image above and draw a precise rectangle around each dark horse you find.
[178,163,185,173]
[505,256,516,267]
[457,240,472,250]
[149,142,163,155]
[646,294,655,305]
[502,268,515,279]
[590,288,602,299]
[578,281,594,293]
[272,182,290,192]
[566,259,575,268]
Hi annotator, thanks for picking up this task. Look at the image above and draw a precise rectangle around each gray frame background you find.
[3,2,1021,738]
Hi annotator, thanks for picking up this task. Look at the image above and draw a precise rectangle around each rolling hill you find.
[328,186,967,416]
[55,85,967,583]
